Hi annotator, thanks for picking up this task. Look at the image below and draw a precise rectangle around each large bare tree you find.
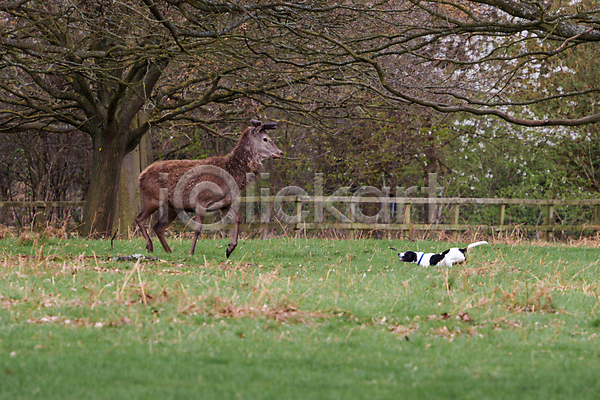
[0,0,323,236]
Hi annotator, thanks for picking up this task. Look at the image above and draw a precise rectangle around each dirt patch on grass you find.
[179,296,327,324]
[219,303,326,323]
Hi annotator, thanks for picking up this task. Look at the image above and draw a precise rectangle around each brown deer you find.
[135,120,283,257]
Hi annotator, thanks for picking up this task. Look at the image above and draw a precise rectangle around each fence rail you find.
[2,197,600,237]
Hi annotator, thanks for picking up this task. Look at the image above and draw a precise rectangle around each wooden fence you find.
[237,196,600,237]
[2,196,600,238]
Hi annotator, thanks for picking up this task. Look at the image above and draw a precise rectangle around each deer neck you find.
[225,139,263,190]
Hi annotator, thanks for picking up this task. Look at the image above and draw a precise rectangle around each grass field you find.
[1,231,600,399]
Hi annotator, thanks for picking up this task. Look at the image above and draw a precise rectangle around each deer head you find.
[249,120,284,161]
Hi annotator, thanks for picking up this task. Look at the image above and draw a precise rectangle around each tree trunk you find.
[74,58,165,238]
[80,124,128,237]
[112,116,152,238]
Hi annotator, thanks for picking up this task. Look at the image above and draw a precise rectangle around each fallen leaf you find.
[458,312,472,323]
[389,324,412,337]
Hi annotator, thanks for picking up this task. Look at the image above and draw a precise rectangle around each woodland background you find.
[1,0,600,233]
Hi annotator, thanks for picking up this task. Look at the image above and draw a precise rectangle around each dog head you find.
[398,251,419,263]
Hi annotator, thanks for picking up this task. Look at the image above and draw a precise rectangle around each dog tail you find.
[467,241,488,249]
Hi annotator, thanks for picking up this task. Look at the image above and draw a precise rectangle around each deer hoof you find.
[226,248,233,258]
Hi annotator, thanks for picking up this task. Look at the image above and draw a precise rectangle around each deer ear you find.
[250,120,262,127]
[262,122,277,130]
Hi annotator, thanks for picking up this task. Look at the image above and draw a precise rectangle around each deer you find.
[135,120,284,258]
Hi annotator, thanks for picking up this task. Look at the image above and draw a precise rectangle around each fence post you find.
[421,173,443,224]
[545,204,555,240]
[427,173,437,223]
[404,204,412,226]
[452,203,460,226]
[395,187,405,224]
[381,186,391,224]
[395,186,418,225]
[294,196,303,231]
[246,173,256,223]
[498,204,506,226]
[315,173,323,224]
[546,204,555,224]
[260,173,270,239]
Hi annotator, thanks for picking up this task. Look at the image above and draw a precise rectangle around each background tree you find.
[0,0,171,235]
[159,0,600,190]
[0,0,328,236]
[0,130,90,226]
[267,0,600,126]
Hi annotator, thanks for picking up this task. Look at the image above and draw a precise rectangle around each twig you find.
[118,258,140,302]
[136,261,148,306]
[554,27,594,53]
[111,228,118,250]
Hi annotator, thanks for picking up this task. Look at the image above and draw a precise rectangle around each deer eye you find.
[263,137,268,142]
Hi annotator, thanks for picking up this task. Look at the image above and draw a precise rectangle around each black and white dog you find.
[390,241,488,267]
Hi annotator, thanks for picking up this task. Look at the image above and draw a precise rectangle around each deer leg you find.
[190,205,206,255]
[152,206,178,253]
[226,208,241,258]
[135,203,159,253]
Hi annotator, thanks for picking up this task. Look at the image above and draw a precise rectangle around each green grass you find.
[1,233,600,399]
